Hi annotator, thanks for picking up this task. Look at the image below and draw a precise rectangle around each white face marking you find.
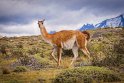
[61,36,76,50]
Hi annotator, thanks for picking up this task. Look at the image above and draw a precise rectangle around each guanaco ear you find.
[43,19,45,22]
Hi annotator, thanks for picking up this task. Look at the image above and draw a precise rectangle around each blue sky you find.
[0,0,124,36]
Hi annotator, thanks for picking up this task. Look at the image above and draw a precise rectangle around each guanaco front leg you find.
[51,48,58,63]
[57,47,62,66]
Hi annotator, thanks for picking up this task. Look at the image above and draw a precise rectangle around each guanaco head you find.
[38,19,45,28]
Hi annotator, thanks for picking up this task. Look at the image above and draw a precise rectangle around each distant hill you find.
[49,31,56,34]
[79,24,95,31]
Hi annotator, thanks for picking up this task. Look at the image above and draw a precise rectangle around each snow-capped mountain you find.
[95,14,124,28]
[79,14,124,31]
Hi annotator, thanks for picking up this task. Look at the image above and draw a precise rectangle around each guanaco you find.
[38,19,91,66]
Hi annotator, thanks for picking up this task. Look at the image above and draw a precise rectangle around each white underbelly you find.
[61,36,76,50]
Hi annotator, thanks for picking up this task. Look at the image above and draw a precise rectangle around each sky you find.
[0,0,124,37]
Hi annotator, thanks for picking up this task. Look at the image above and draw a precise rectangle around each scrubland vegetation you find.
[0,28,124,83]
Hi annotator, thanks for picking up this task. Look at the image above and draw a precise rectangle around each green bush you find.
[14,66,28,72]
[0,44,11,58]
[0,44,8,55]
[12,48,24,57]
[54,66,121,83]
[28,47,40,55]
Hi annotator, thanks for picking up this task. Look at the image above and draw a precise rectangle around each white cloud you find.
[0,21,40,37]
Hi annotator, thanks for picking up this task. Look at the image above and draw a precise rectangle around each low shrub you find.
[0,44,7,55]
[14,66,28,72]
[33,54,50,67]
[54,66,121,83]
[16,43,23,48]
[28,47,40,55]
[2,67,11,74]
[11,48,25,57]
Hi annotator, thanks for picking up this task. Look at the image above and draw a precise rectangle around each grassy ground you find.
[0,68,62,83]
[0,28,124,83]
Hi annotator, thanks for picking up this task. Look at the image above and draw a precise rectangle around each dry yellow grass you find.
[0,58,17,67]
[0,68,62,83]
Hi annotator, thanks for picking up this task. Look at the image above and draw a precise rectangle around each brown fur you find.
[82,31,90,41]
[49,30,86,48]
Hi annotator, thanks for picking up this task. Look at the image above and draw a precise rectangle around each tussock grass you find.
[14,66,29,72]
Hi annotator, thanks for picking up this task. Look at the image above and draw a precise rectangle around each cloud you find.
[0,0,61,24]
[0,0,124,36]
[0,0,124,24]
[0,21,40,37]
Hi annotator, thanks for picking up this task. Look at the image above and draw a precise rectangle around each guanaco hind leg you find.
[70,46,78,66]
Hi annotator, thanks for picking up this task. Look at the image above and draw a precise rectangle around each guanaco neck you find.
[39,24,51,40]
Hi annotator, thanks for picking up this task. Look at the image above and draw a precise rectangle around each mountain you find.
[49,30,56,34]
[95,14,124,28]
[79,24,95,31]
[49,14,124,32]
[79,14,124,31]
